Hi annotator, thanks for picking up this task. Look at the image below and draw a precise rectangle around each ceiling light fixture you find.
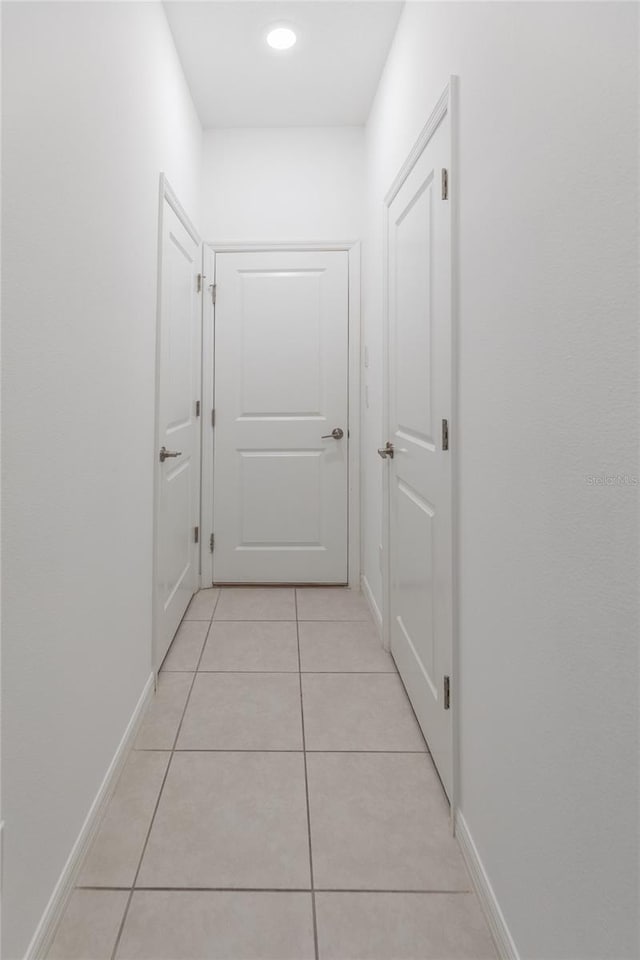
[266,25,297,51]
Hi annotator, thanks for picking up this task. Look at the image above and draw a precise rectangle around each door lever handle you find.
[159,446,182,462]
[377,441,394,459]
[321,427,344,440]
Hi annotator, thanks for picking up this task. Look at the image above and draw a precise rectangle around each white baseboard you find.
[455,812,520,960]
[361,574,383,640]
[24,673,155,960]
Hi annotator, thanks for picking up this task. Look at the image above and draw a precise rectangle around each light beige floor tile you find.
[199,620,299,672]
[183,588,220,621]
[137,752,310,889]
[117,891,315,960]
[77,751,170,887]
[47,890,129,960]
[299,621,394,672]
[134,672,193,750]
[315,892,497,959]
[307,753,469,891]
[214,587,296,621]
[297,587,371,621]
[177,673,303,750]
[161,621,209,672]
[302,674,426,751]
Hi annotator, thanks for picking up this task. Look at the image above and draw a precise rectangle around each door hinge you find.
[195,400,201,417]
[441,168,449,200]
[442,418,449,451]
[194,526,199,544]
[209,533,215,552]
[210,283,217,305]
[211,408,216,428]
[196,273,203,293]
[444,675,451,710]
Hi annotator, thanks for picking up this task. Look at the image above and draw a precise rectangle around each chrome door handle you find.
[159,446,182,462]
[321,427,344,440]
[377,441,394,459]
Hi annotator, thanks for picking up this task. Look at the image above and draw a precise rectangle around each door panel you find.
[214,251,349,584]
[154,200,201,669]
[388,112,453,798]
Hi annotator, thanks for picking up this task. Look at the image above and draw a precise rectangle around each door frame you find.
[152,173,203,675]
[200,240,361,590]
[380,78,460,819]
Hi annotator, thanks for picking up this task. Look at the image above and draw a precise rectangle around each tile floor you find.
[48,587,496,960]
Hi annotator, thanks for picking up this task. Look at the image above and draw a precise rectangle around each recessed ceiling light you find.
[266,26,297,51]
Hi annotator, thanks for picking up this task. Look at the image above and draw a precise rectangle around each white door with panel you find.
[154,195,202,669]
[385,108,453,798]
[213,250,349,584]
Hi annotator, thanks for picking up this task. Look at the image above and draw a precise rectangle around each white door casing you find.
[153,179,202,670]
[384,86,455,799]
[213,249,349,584]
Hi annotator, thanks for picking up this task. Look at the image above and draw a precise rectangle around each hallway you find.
[48,588,495,960]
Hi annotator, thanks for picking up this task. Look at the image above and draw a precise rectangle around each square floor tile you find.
[215,587,296,621]
[183,588,220,621]
[47,890,129,960]
[302,674,426,751]
[315,892,497,959]
[77,751,170,887]
[134,672,192,750]
[199,621,299,672]
[297,587,371,621]
[161,621,209,672]
[117,891,315,959]
[137,752,311,889]
[307,753,469,890]
[299,621,394,673]
[177,673,303,750]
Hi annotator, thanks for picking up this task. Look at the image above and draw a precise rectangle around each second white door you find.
[386,103,453,798]
[154,192,202,669]
[213,250,349,584]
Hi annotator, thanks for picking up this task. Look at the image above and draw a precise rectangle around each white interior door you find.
[154,193,202,669]
[386,109,453,798]
[213,250,349,584]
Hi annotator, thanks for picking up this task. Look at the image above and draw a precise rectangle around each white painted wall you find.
[363,4,638,958]
[201,127,364,241]
[1,3,202,955]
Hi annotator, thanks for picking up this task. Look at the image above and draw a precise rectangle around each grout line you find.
[135,748,429,755]
[109,592,221,960]
[193,669,396,674]
[209,617,375,626]
[77,884,471,894]
[295,589,320,960]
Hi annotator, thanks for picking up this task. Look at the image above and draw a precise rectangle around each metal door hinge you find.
[442,419,449,451]
[444,675,451,710]
[209,533,215,552]
[441,168,449,200]
[196,273,203,293]
[211,408,216,428]
[210,283,217,305]
[195,400,201,417]
[194,526,199,544]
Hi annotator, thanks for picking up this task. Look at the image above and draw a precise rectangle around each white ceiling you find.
[163,2,404,128]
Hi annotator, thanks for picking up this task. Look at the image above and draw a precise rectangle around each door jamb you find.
[200,240,361,590]
[152,173,202,677]
[380,78,459,821]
